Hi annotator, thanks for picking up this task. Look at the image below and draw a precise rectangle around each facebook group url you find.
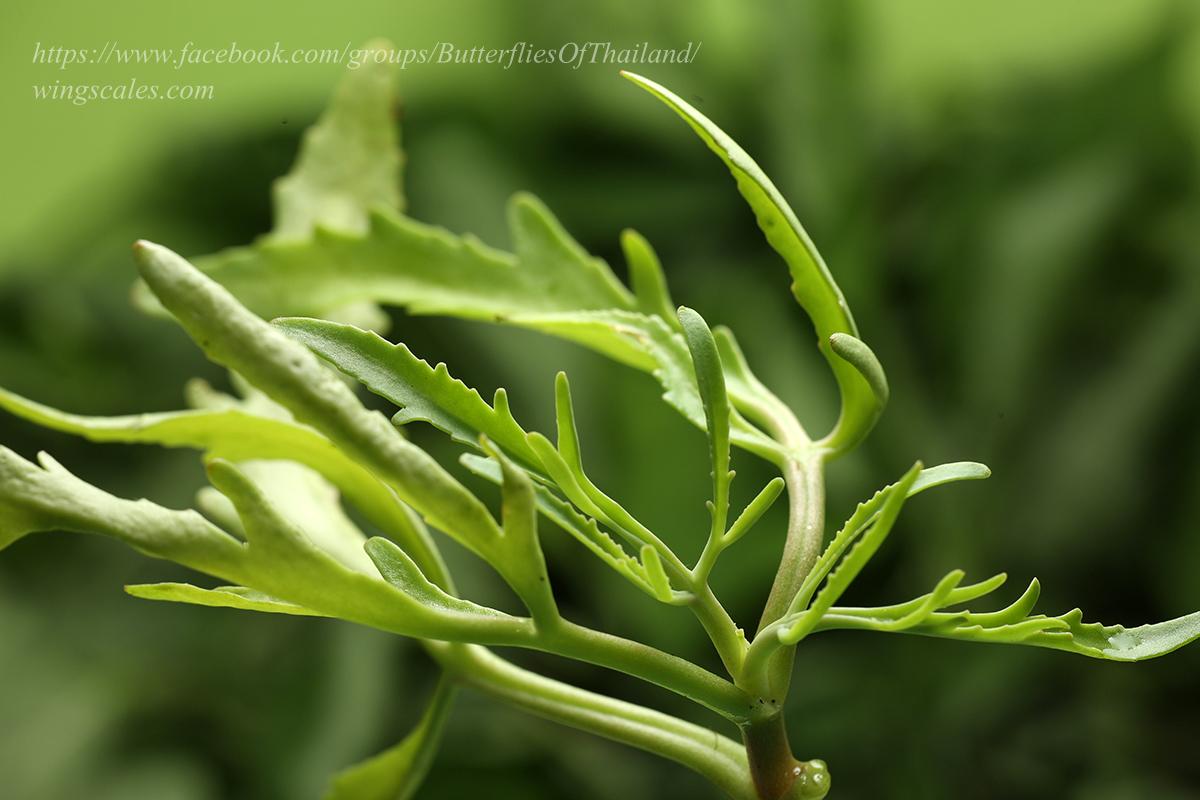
[32,40,702,72]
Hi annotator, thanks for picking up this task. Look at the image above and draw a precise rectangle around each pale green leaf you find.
[271,39,403,240]
[0,382,430,577]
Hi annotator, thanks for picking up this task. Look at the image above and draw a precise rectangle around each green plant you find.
[3,49,1198,800]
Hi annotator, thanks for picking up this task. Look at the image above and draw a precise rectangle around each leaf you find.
[271,39,404,239]
[140,193,634,328]
[786,461,991,619]
[622,229,678,326]
[364,537,507,621]
[274,317,540,469]
[0,447,243,570]
[480,438,556,619]
[779,463,923,644]
[640,545,674,602]
[125,583,328,617]
[907,461,992,494]
[723,477,786,548]
[323,679,456,800]
[678,306,732,535]
[132,240,503,558]
[459,453,665,602]
[0,383,427,576]
[133,44,404,331]
[814,576,1200,662]
[621,71,879,457]
[828,333,887,436]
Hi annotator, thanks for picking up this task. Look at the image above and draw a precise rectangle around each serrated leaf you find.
[787,461,988,619]
[323,679,455,800]
[275,317,540,469]
[140,194,633,326]
[621,71,878,457]
[780,463,923,644]
[816,581,1200,663]
[125,583,327,616]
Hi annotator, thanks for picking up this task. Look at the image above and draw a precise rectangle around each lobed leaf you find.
[0,381,436,577]
[271,39,404,240]
[815,576,1200,663]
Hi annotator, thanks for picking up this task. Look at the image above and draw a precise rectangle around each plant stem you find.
[740,713,801,800]
[538,618,753,721]
[758,456,826,633]
[431,642,759,800]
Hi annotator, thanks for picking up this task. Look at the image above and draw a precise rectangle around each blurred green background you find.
[3,1,1199,798]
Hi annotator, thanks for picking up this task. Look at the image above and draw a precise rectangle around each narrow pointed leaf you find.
[459,453,660,600]
[723,477,785,547]
[622,229,678,326]
[678,306,732,535]
[621,71,876,457]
